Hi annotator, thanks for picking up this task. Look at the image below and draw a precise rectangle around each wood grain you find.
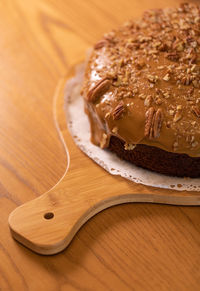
[1,0,200,290]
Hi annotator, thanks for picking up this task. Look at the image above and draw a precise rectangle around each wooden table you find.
[1,0,200,290]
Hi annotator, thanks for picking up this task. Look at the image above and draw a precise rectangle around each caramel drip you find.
[82,3,200,158]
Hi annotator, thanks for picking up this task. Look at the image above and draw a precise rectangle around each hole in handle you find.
[44,212,54,220]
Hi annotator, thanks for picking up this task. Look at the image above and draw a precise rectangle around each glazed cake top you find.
[82,3,200,157]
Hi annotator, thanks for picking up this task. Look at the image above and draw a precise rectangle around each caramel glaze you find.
[82,3,200,157]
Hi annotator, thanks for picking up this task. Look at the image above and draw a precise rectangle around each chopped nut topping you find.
[135,60,145,69]
[163,92,170,99]
[155,97,162,105]
[105,112,111,118]
[139,94,145,100]
[106,71,117,79]
[191,64,197,72]
[163,74,170,81]
[192,141,198,148]
[112,126,118,134]
[176,42,184,52]
[173,141,178,149]
[114,76,122,87]
[173,112,182,122]
[144,95,152,107]
[147,75,158,83]
[192,80,199,88]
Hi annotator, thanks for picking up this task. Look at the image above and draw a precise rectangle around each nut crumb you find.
[192,141,198,148]
[100,133,108,148]
[163,73,170,81]
[144,95,152,107]
[105,112,111,118]
[173,112,182,122]
[147,75,158,83]
[124,143,136,150]
[177,105,182,110]
[112,126,118,134]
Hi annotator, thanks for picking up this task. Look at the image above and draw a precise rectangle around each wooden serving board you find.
[8,76,200,255]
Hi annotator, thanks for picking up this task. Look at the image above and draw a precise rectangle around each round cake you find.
[81,3,200,177]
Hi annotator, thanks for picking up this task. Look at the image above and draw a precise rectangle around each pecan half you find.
[165,52,179,62]
[87,78,111,102]
[145,107,163,139]
[94,39,108,49]
[192,106,200,118]
[112,101,125,120]
[153,109,163,138]
[145,107,155,138]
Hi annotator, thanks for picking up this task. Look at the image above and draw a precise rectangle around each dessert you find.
[81,3,200,177]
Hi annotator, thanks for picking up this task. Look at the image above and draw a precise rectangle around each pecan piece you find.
[112,101,125,120]
[163,74,170,81]
[100,133,108,149]
[180,2,189,12]
[144,95,152,107]
[145,107,163,139]
[173,111,182,122]
[87,78,111,102]
[192,106,200,118]
[147,74,158,83]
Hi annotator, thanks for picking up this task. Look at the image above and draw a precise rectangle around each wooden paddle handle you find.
[9,176,134,255]
[8,179,96,255]
[9,170,199,256]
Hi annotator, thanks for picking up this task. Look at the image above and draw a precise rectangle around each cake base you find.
[108,136,200,178]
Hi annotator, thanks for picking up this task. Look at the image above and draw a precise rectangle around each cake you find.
[81,3,200,177]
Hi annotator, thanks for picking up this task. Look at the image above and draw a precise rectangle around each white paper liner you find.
[64,64,200,192]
